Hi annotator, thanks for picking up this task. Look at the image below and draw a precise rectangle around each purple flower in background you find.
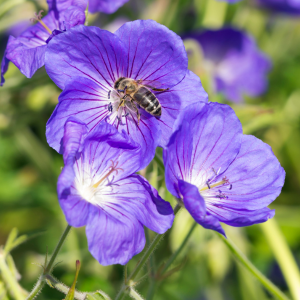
[0,0,87,86]
[256,0,300,15]
[89,0,129,13]
[45,20,207,168]
[58,118,174,265]
[164,102,285,235]
[184,28,271,102]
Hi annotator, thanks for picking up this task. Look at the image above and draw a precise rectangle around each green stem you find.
[128,288,145,300]
[115,205,181,300]
[45,225,72,273]
[44,274,86,300]
[219,234,291,300]
[260,219,300,300]
[26,225,72,300]
[153,154,164,172]
[160,222,197,274]
[145,230,156,300]
[0,252,25,300]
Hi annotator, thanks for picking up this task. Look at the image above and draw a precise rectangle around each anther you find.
[206,180,211,189]
[108,102,113,112]
[108,90,111,100]
[30,10,52,35]
[229,184,232,190]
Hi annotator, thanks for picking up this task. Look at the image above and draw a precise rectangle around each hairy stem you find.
[219,234,291,300]
[115,205,181,300]
[26,225,72,300]
[44,274,86,300]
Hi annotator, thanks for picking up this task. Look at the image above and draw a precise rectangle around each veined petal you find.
[46,76,159,168]
[115,20,188,89]
[179,102,243,186]
[157,70,208,148]
[107,175,174,233]
[211,134,285,210]
[86,204,145,265]
[46,76,111,152]
[163,112,194,198]
[207,205,275,227]
[178,180,225,235]
[5,36,47,79]
[45,25,128,89]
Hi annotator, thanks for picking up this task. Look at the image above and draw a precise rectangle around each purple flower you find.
[58,118,174,265]
[88,0,129,14]
[45,20,207,168]
[184,28,271,102]
[256,0,300,14]
[164,102,285,235]
[0,0,87,86]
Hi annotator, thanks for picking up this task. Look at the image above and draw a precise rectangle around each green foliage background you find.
[0,0,300,299]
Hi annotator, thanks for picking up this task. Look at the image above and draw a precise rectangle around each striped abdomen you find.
[133,87,162,116]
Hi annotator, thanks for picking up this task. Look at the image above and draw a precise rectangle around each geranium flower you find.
[0,0,87,86]
[45,20,207,168]
[88,0,129,14]
[164,102,285,235]
[256,0,300,14]
[184,28,271,102]
[58,118,174,265]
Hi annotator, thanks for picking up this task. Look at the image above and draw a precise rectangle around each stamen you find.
[92,160,123,188]
[200,178,229,192]
[30,10,52,35]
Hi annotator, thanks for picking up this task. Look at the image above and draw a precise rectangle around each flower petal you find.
[157,70,208,148]
[163,111,194,198]
[176,102,243,186]
[105,175,174,234]
[5,36,47,79]
[45,25,128,89]
[207,205,275,227]
[86,204,145,265]
[88,0,129,13]
[46,76,159,168]
[1,47,10,86]
[115,20,188,89]
[211,134,285,210]
[178,179,225,235]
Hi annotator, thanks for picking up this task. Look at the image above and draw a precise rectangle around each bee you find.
[113,77,169,124]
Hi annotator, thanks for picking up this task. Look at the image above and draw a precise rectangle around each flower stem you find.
[260,219,300,300]
[115,205,181,300]
[160,222,197,274]
[219,233,291,300]
[0,251,25,300]
[128,287,145,300]
[26,225,72,300]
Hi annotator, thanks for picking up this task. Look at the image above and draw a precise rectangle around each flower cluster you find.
[1,1,285,266]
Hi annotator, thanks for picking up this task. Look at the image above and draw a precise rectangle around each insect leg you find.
[150,87,169,92]
[129,99,141,126]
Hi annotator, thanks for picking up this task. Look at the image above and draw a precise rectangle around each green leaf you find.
[3,228,18,254]
[64,260,81,300]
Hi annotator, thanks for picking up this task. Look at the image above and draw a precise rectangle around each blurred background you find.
[0,0,300,299]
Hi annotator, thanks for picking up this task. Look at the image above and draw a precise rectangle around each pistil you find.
[30,10,52,35]
[92,160,123,188]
